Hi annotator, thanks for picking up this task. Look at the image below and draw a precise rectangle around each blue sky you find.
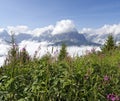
[0,0,120,29]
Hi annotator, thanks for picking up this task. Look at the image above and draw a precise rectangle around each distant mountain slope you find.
[49,31,99,46]
[83,33,108,44]
[0,30,99,46]
[15,33,32,43]
[83,32,120,45]
[0,30,10,42]
[80,24,120,45]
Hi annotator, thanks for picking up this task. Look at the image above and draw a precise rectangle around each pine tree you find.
[58,43,67,61]
[101,34,116,52]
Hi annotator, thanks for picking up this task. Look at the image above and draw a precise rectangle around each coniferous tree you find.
[58,43,67,61]
[101,34,116,52]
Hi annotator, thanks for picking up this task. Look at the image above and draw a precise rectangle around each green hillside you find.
[0,35,120,101]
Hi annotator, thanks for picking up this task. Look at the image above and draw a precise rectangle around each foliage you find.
[101,34,116,52]
[4,34,30,66]
[0,37,120,101]
[4,34,19,65]
[58,43,67,61]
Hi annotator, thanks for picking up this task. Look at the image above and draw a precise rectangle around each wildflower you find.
[116,96,120,101]
[107,93,120,101]
[111,97,116,101]
[22,47,26,51]
[104,75,109,81]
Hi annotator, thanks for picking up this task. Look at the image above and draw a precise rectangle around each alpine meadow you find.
[1,0,120,101]
[0,34,120,101]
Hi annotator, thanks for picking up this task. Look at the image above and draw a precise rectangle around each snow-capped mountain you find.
[80,24,120,45]
[49,31,100,46]
[79,24,120,44]
[82,32,120,45]
[0,28,101,66]
[2,20,120,66]
[0,29,99,46]
[82,33,109,44]
[0,30,11,42]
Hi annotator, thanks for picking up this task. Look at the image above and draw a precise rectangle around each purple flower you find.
[107,94,110,99]
[107,93,120,101]
[111,97,116,101]
[116,96,120,101]
[104,75,109,81]
[107,94,115,101]
[22,47,26,51]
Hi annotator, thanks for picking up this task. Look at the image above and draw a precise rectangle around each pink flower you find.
[104,75,109,81]
[107,93,120,101]
[22,47,26,51]
[116,96,120,101]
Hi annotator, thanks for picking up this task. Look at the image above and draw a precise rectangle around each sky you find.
[0,0,120,29]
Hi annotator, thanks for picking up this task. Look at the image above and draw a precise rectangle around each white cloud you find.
[80,23,120,35]
[52,19,76,35]
[31,19,77,36]
[0,28,5,33]
[0,57,6,66]
[19,40,100,57]
[80,23,120,44]
[19,40,51,56]
[0,40,100,66]
[80,28,94,34]
[2,20,120,37]
[98,24,120,35]
[2,19,77,36]
[1,20,120,66]
[30,25,54,37]
[0,43,10,66]
[7,25,29,35]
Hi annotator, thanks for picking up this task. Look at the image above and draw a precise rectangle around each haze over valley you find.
[1,19,120,65]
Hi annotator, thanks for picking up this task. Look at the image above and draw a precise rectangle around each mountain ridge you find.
[0,29,100,46]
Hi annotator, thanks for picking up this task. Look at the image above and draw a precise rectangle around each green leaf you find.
[5,78,14,88]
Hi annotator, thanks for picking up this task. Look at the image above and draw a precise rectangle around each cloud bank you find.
[7,26,29,35]
[51,20,76,35]
[2,20,120,37]
[1,19,120,66]
[80,24,120,35]
[31,25,54,37]
[1,19,77,36]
